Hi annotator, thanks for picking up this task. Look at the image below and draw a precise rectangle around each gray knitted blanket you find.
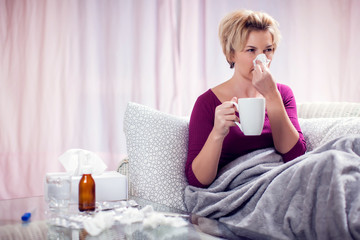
[184,135,360,240]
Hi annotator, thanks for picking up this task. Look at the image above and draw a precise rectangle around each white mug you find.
[232,98,265,136]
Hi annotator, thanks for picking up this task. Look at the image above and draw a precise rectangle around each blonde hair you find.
[218,10,281,68]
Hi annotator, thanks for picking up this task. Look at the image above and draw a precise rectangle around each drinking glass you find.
[45,173,71,210]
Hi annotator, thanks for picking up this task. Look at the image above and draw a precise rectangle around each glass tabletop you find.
[0,196,228,240]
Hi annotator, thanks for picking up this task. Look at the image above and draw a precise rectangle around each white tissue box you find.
[70,171,128,203]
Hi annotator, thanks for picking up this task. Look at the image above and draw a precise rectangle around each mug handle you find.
[230,102,243,132]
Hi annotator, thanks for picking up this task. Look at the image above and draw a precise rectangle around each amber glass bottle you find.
[78,169,96,212]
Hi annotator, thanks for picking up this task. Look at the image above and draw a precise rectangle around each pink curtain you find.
[1,0,359,200]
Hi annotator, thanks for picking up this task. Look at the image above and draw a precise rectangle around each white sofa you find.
[121,101,360,212]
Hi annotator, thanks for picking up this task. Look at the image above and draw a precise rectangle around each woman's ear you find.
[228,50,235,68]
[229,50,235,62]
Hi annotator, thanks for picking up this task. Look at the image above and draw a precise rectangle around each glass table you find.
[0,196,232,240]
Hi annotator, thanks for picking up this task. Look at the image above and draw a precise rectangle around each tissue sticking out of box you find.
[253,53,270,68]
[59,149,107,176]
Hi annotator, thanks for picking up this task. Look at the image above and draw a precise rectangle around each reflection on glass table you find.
[0,196,229,240]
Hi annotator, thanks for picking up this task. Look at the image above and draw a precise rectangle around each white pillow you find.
[299,117,360,152]
[123,102,189,211]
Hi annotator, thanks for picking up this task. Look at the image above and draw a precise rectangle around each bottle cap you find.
[21,212,31,222]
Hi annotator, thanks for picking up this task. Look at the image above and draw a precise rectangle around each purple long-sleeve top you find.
[185,83,306,188]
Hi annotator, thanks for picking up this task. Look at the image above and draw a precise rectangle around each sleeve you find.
[277,84,307,162]
[185,94,215,187]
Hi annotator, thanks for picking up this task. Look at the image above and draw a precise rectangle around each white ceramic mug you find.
[232,98,265,136]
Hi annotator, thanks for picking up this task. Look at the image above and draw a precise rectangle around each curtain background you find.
[1,0,359,200]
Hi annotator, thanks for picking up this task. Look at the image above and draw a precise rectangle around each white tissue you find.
[83,211,115,236]
[114,205,188,228]
[116,207,146,224]
[58,149,107,176]
[143,212,188,229]
[253,53,270,68]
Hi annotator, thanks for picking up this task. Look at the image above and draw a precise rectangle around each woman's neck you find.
[228,75,262,98]
[212,77,262,103]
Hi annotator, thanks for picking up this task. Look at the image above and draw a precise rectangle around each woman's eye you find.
[246,49,255,53]
[265,48,273,52]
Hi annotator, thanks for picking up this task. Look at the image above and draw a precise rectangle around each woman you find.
[185,10,306,188]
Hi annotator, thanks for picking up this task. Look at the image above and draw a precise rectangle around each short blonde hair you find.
[218,10,281,68]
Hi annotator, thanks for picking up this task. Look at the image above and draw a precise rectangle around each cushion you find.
[299,117,360,152]
[297,102,360,118]
[123,102,189,211]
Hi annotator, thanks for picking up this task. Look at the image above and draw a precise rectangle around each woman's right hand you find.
[212,97,239,138]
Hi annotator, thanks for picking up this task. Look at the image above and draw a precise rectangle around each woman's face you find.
[231,30,274,81]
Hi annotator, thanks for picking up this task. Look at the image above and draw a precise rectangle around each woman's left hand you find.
[252,60,277,99]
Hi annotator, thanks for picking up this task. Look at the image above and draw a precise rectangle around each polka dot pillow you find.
[299,117,360,152]
[123,102,189,211]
